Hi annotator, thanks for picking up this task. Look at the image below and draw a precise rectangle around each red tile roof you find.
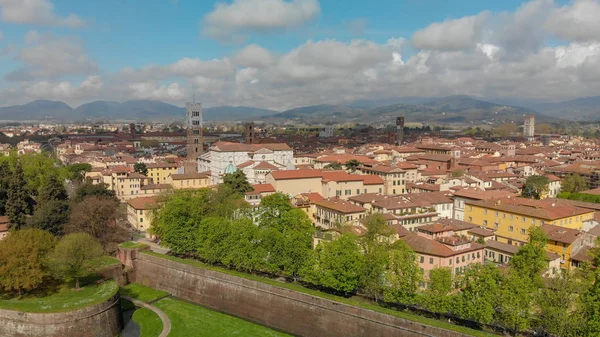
[314,199,366,214]
[211,141,291,152]
[246,184,276,195]
[127,196,158,210]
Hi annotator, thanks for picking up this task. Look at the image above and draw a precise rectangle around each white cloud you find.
[23,76,103,99]
[411,13,488,50]
[233,44,276,68]
[203,0,320,42]
[5,37,97,80]
[0,0,85,27]
[24,30,41,44]
[128,82,186,101]
[547,0,600,42]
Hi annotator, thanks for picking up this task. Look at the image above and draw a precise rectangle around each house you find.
[0,216,8,240]
[126,196,159,232]
[147,162,179,184]
[541,223,597,271]
[484,240,562,277]
[313,198,366,229]
[166,172,210,189]
[245,184,276,206]
[401,231,485,280]
[357,161,420,195]
[451,188,516,221]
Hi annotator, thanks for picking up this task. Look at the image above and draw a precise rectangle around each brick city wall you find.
[130,250,473,337]
[0,293,122,337]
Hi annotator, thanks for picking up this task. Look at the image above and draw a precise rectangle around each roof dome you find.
[224,163,237,174]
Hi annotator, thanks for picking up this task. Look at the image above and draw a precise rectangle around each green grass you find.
[121,283,169,303]
[94,255,121,269]
[132,307,163,337]
[0,280,118,313]
[142,251,497,337]
[119,241,149,249]
[155,297,289,337]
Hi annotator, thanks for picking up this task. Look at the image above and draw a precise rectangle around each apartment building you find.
[126,196,158,232]
[464,197,594,246]
[357,162,420,195]
[166,172,210,189]
[452,189,516,221]
[313,199,367,229]
[147,162,179,184]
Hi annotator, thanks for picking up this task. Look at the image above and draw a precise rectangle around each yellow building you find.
[147,162,179,184]
[464,197,594,246]
[166,172,210,189]
[541,223,596,271]
[126,196,158,232]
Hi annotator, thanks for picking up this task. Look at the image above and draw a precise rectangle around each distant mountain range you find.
[0,100,278,122]
[0,95,598,123]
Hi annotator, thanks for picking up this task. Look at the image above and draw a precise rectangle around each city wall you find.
[127,249,474,337]
[0,292,122,337]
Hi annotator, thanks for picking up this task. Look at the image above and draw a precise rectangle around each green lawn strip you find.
[121,283,169,303]
[119,241,149,249]
[95,255,121,269]
[154,297,289,337]
[132,307,163,337]
[142,251,497,337]
[0,280,118,313]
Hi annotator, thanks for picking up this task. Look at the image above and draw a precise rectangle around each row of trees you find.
[151,183,600,336]
[0,229,105,295]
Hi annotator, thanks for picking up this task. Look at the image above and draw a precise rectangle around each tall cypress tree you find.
[6,161,29,230]
[0,161,11,215]
[37,174,68,204]
[28,173,70,236]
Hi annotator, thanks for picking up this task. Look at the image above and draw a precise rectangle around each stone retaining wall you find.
[130,250,475,337]
[0,292,122,337]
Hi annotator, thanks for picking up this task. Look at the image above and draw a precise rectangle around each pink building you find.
[401,228,485,280]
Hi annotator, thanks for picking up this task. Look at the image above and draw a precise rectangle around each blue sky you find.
[0,0,597,109]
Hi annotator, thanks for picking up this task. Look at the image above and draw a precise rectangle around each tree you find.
[450,169,465,178]
[453,263,501,326]
[324,162,343,170]
[521,175,550,200]
[134,162,148,176]
[0,161,11,215]
[581,270,600,337]
[66,163,92,183]
[561,174,588,193]
[495,270,533,336]
[37,173,68,204]
[27,200,70,236]
[47,233,104,289]
[510,226,548,285]
[0,229,55,295]
[345,159,361,172]
[222,170,253,195]
[382,241,423,305]
[302,234,364,294]
[74,181,117,202]
[493,123,519,137]
[421,267,453,313]
[360,214,394,301]
[6,160,30,230]
[535,271,584,337]
[65,196,127,253]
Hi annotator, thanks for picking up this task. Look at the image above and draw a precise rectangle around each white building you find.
[524,115,535,141]
[198,141,294,184]
[319,122,335,138]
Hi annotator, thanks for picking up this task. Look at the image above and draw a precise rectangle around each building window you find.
[140,218,143,222]
[420,256,424,263]
[483,220,488,226]
[468,216,473,222]
[429,257,433,264]
[484,209,488,215]
[532,219,536,225]
[494,222,499,229]
[522,217,526,223]
[449,259,452,265]
[510,214,514,220]
[509,226,514,232]
[521,228,526,234]
[469,206,472,211]
[356,189,360,195]
[503,213,506,218]
[456,257,460,264]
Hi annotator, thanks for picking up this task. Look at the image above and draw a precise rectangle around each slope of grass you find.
[142,251,498,337]
[132,307,163,337]
[119,241,149,249]
[121,283,169,303]
[0,280,118,313]
[154,297,289,337]
[95,255,121,269]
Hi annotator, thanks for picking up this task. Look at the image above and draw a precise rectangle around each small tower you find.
[524,115,535,141]
[129,123,136,137]
[244,122,256,144]
[184,96,203,173]
[396,116,405,145]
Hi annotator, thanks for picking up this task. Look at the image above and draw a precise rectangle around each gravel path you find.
[122,296,171,337]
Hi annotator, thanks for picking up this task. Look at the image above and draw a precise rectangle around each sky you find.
[0,0,599,110]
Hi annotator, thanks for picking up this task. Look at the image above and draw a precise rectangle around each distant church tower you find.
[396,116,405,145]
[245,122,256,144]
[184,96,203,173]
[523,115,535,141]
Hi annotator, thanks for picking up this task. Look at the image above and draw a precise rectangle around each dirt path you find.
[122,296,171,337]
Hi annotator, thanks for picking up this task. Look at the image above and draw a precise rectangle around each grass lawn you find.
[132,307,163,337]
[95,255,121,269]
[121,283,169,303]
[0,280,118,313]
[119,241,149,249]
[142,251,498,337]
[155,297,289,337]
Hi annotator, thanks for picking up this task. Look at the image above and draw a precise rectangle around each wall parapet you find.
[130,250,478,337]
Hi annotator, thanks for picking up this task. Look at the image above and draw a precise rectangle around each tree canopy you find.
[47,233,104,289]
[222,170,253,195]
[522,175,550,200]
[134,162,148,176]
[561,174,588,193]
